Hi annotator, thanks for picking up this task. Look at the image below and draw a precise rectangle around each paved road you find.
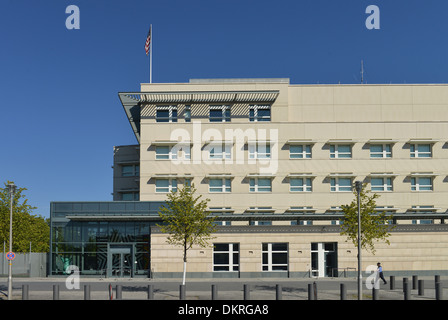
[1,276,447,300]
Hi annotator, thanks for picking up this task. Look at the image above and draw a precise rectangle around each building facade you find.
[50,79,448,278]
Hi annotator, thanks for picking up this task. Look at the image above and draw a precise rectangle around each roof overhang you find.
[118,90,280,142]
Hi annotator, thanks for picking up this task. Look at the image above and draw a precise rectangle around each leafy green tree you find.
[158,184,215,285]
[340,183,394,254]
[0,181,50,252]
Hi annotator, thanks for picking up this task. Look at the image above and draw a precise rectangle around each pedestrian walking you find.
[377,262,387,285]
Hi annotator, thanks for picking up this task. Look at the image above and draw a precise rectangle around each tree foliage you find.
[157,184,215,284]
[0,181,50,252]
[340,183,394,254]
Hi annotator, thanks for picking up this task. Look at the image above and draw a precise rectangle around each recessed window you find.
[121,192,139,201]
[330,177,352,192]
[209,144,231,160]
[370,144,392,158]
[411,177,433,191]
[156,145,190,160]
[290,178,312,192]
[290,145,312,159]
[371,177,392,191]
[249,178,272,192]
[155,179,177,193]
[156,106,177,122]
[249,144,271,159]
[330,144,351,158]
[121,164,139,177]
[184,105,191,122]
[249,105,271,122]
[410,144,431,158]
[213,243,239,271]
[209,105,230,122]
[209,178,231,193]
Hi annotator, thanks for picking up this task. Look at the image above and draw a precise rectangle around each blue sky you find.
[1,0,448,218]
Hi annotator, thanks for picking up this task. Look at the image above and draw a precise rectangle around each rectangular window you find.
[410,144,431,158]
[249,105,271,122]
[209,178,231,193]
[121,192,139,201]
[249,178,272,192]
[184,105,191,122]
[121,164,139,177]
[330,177,352,192]
[249,144,271,159]
[156,145,190,160]
[330,144,352,158]
[290,178,312,192]
[155,146,171,160]
[262,243,288,271]
[290,145,312,159]
[155,179,177,193]
[156,106,177,122]
[209,106,230,122]
[371,177,392,191]
[370,144,392,158]
[209,144,231,160]
[411,177,433,191]
[213,243,239,271]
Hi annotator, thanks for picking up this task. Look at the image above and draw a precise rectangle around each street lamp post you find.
[354,181,363,300]
[7,183,16,300]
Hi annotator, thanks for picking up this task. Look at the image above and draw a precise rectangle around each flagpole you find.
[149,24,152,84]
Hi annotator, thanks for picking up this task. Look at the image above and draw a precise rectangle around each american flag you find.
[145,26,151,55]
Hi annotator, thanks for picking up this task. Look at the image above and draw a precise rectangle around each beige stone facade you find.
[117,79,448,277]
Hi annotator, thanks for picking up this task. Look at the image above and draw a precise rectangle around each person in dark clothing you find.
[377,262,387,284]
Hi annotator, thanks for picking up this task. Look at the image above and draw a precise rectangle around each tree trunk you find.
[182,243,187,285]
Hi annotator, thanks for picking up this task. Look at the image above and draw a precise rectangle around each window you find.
[156,145,190,160]
[330,177,352,192]
[371,177,392,191]
[122,164,139,177]
[184,105,191,122]
[370,144,392,158]
[155,179,177,193]
[156,106,177,122]
[249,143,271,159]
[249,178,272,192]
[410,144,431,158]
[330,144,351,158]
[250,221,272,226]
[249,105,271,122]
[290,178,312,192]
[209,144,231,160]
[209,178,231,193]
[262,243,288,271]
[411,177,432,191]
[121,192,139,201]
[290,145,312,159]
[209,105,230,122]
[213,243,239,271]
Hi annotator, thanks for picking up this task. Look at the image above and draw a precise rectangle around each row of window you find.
[153,175,436,193]
[151,143,436,160]
[155,105,271,123]
[213,242,287,272]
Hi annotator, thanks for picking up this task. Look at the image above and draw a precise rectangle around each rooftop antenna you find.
[360,60,364,84]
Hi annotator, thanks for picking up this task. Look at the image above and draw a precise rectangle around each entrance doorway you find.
[310,242,338,277]
[107,244,134,278]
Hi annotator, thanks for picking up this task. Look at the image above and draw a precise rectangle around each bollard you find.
[308,283,314,300]
[435,282,443,300]
[340,283,346,300]
[244,284,250,300]
[412,275,418,290]
[276,284,282,300]
[435,275,440,287]
[116,285,122,300]
[403,281,411,300]
[389,276,395,290]
[372,288,379,300]
[53,285,59,300]
[84,285,91,300]
[147,285,154,300]
[22,284,29,300]
[313,281,318,300]
[402,277,408,292]
[211,284,217,300]
[418,280,424,296]
[180,285,186,300]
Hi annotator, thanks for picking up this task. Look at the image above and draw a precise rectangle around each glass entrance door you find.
[107,244,134,278]
[310,242,338,277]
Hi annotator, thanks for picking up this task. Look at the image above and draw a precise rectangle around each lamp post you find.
[354,181,363,300]
[7,183,16,300]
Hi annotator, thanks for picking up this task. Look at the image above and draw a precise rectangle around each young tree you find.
[157,184,216,285]
[0,181,50,252]
[340,183,394,254]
